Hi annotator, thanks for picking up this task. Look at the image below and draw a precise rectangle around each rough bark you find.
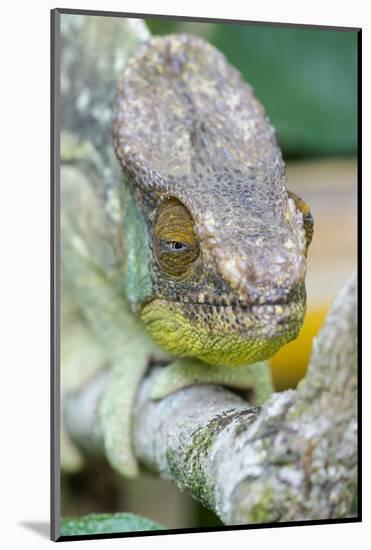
[65,274,358,525]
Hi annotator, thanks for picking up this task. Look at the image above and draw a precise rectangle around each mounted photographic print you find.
[51,8,360,541]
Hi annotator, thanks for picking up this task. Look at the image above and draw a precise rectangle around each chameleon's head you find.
[113,34,313,366]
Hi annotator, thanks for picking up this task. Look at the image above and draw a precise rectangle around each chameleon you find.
[60,21,313,478]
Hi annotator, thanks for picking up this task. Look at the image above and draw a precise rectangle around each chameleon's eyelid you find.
[154,197,200,276]
[155,197,197,237]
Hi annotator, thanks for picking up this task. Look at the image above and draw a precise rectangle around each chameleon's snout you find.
[214,243,306,306]
[197,194,308,306]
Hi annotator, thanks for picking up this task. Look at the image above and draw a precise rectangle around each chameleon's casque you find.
[113,34,312,366]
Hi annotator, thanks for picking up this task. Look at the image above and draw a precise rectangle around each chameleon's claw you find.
[150,358,274,406]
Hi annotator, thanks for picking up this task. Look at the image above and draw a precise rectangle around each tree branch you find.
[64,274,357,524]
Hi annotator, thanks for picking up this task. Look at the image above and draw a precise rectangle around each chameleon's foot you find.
[100,390,139,479]
[150,358,274,406]
[99,356,148,478]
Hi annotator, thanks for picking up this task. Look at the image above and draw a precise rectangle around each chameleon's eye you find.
[154,198,200,277]
[287,190,314,256]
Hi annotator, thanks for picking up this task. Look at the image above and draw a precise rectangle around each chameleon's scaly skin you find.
[113,34,309,365]
[61,27,312,478]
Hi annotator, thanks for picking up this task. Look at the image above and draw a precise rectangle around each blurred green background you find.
[147,18,358,158]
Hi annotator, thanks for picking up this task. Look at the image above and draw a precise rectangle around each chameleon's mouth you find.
[147,283,303,314]
[175,299,294,315]
[150,287,305,327]
[140,292,306,367]
[173,298,304,333]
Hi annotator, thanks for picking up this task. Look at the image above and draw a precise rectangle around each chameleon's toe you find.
[150,358,274,406]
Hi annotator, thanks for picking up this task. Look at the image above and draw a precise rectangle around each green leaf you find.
[61,512,165,536]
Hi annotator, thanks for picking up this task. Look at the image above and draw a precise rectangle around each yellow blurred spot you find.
[270,303,330,391]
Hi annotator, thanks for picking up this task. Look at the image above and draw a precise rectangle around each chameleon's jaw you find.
[140,289,306,367]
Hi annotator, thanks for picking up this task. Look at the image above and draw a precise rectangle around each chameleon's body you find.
[61,21,312,478]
